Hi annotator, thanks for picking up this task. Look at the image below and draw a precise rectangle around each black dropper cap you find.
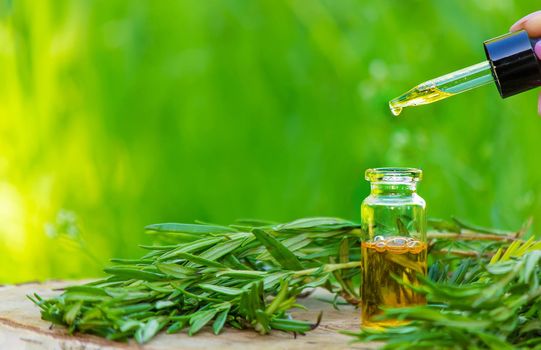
[483,30,541,98]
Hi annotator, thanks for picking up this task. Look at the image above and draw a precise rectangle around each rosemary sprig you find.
[31,216,535,345]
[31,217,362,342]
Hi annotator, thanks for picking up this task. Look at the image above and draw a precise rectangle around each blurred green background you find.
[1,0,540,282]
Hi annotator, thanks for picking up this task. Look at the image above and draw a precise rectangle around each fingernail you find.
[536,41,541,60]
[510,11,541,31]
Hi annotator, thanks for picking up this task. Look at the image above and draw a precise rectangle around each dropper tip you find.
[388,101,402,116]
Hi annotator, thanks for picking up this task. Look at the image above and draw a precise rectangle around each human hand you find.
[510,11,541,115]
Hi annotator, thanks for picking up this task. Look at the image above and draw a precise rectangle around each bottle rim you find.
[365,167,422,183]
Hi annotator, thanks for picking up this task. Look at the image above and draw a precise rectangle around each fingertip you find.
[510,11,541,32]
[523,14,541,37]
[510,21,524,32]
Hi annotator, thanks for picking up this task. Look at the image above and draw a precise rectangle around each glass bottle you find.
[360,167,427,327]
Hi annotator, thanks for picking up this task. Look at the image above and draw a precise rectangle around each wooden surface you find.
[0,281,380,350]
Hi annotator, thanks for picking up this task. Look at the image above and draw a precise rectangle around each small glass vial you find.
[360,167,427,327]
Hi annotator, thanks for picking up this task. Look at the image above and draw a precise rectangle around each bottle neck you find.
[370,182,417,195]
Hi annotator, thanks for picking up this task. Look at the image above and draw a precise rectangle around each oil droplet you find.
[389,103,402,116]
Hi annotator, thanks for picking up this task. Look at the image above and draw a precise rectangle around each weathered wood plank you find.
[0,281,379,350]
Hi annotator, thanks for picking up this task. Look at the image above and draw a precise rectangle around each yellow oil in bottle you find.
[361,236,427,327]
[389,84,454,116]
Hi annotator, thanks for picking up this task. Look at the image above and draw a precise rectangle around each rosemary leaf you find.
[251,228,303,270]
[212,307,230,335]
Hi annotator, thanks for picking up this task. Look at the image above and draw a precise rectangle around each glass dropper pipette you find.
[389,61,493,116]
[389,30,541,116]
